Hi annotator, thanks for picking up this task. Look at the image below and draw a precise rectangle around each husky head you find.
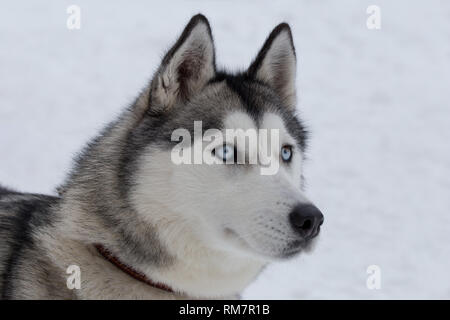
[122,14,324,263]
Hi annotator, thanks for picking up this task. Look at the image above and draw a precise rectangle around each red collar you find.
[94,244,174,293]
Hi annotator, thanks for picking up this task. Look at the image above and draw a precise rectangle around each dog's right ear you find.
[147,14,216,115]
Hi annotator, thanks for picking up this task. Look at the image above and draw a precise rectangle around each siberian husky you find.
[0,14,323,299]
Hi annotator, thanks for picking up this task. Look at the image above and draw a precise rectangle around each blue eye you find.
[214,144,235,162]
[281,145,292,162]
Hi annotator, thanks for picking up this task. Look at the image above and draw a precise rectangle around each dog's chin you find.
[278,237,319,259]
[223,228,320,261]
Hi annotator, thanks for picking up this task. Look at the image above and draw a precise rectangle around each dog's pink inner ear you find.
[148,15,216,114]
[248,23,297,110]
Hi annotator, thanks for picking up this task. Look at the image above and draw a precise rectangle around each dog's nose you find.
[289,204,324,239]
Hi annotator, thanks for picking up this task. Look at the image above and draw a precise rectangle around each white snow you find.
[1,0,449,299]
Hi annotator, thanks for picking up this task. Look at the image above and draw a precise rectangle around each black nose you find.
[289,204,324,239]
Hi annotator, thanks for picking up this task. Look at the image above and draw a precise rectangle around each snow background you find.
[1,0,449,299]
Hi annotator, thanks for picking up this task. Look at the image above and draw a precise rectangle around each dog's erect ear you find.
[247,23,297,109]
[148,14,216,114]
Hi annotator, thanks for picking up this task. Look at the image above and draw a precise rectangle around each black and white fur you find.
[0,14,322,299]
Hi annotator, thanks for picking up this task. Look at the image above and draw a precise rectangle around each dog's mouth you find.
[282,245,303,257]
[283,237,318,257]
[223,227,318,259]
[223,227,252,249]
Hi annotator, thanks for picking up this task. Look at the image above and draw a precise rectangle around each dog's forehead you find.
[223,111,256,130]
[223,111,292,140]
[203,77,307,150]
[194,78,281,123]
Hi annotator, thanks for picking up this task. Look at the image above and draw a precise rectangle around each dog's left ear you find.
[147,14,216,114]
[247,23,297,109]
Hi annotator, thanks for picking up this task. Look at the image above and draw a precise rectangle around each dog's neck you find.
[147,244,266,298]
[94,244,175,293]
[55,196,266,298]
[93,241,265,298]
